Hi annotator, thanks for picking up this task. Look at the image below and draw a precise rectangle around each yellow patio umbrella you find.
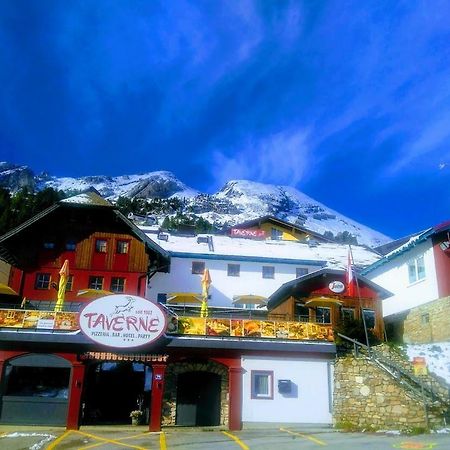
[232,294,267,305]
[200,268,211,318]
[54,259,69,312]
[0,283,19,296]
[166,293,203,304]
[77,289,114,298]
[304,296,343,307]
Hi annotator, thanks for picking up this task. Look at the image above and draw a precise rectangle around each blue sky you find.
[1,0,449,239]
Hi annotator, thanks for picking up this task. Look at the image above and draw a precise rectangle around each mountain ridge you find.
[0,162,390,247]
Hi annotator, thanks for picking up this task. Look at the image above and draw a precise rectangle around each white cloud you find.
[210,128,311,189]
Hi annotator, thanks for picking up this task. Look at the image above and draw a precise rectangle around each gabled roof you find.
[0,190,169,266]
[230,215,331,242]
[59,188,112,207]
[267,268,392,310]
[362,221,450,275]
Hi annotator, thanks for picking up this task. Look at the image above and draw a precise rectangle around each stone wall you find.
[403,296,450,344]
[333,354,446,431]
[161,360,229,426]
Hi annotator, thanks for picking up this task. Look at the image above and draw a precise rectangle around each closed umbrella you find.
[200,268,211,317]
[54,260,69,312]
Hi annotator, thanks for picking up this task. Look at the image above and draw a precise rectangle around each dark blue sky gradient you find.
[1,0,450,238]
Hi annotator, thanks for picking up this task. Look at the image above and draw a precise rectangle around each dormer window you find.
[116,240,129,254]
[95,239,107,253]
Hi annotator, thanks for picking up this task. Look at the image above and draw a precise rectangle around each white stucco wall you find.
[241,355,333,424]
[148,257,321,307]
[367,241,439,317]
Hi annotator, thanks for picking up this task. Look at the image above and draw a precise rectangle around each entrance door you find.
[176,371,221,426]
[82,362,152,425]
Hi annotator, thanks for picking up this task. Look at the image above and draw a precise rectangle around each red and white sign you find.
[231,228,266,239]
[79,295,167,348]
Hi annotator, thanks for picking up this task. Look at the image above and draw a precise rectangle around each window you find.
[295,303,310,322]
[227,264,240,277]
[271,228,283,240]
[362,309,376,329]
[192,261,205,274]
[35,273,51,289]
[89,276,104,290]
[421,313,430,324]
[251,370,273,399]
[95,239,107,253]
[116,240,129,254]
[111,277,125,293]
[296,267,308,278]
[262,266,275,279]
[316,307,331,324]
[66,275,74,292]
[408,255,426,284]
[43,242,55,249]
[4,366,70,398]
[341,307,355,322]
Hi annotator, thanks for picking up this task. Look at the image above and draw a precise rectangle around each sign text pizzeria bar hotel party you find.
[79,295,167,348]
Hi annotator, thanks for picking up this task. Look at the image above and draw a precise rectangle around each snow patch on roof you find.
[144,231,380,267]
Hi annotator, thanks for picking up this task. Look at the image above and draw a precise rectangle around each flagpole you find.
[349,245,371,353]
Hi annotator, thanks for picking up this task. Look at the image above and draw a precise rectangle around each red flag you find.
[346,248,356,297]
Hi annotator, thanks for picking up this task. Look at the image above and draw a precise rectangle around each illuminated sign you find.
[79,295,167,348]
[230,228,266,239]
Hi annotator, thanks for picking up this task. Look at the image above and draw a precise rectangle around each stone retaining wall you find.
[333,354,446,431]
[404,296,450,344]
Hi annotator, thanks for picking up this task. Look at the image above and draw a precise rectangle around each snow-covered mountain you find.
[0,163,390,247]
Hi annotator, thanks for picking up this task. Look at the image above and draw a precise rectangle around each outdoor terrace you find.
[0,301,334,342]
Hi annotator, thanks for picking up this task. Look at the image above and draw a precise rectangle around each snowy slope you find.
[41,171,199,199]
[201,180,390,248]
[1,163,390,248]
[405,343,450,385]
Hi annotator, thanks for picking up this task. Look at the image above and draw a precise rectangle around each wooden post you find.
[149,363,166,432]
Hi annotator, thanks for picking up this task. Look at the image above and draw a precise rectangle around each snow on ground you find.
[405,342,450,385]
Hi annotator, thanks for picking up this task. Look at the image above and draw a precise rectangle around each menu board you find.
[0,309,79,331]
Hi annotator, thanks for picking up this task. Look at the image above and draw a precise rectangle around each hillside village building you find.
[363,221,450,343]
[0,191,389,430]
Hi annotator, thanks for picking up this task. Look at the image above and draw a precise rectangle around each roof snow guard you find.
[362,222,450,275]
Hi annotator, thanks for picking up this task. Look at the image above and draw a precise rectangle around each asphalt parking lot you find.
[1,425,450,450]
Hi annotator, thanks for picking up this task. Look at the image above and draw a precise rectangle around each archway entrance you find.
[176,371,221,426]
[82,362,152,425]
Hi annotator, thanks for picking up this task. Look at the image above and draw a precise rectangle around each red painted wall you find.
[21,269,144,301]
[432,236,450,298]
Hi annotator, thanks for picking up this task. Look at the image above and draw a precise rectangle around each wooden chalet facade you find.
[267,268,390,341]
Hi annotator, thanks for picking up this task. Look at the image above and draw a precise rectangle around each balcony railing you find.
[0,303,334,342]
